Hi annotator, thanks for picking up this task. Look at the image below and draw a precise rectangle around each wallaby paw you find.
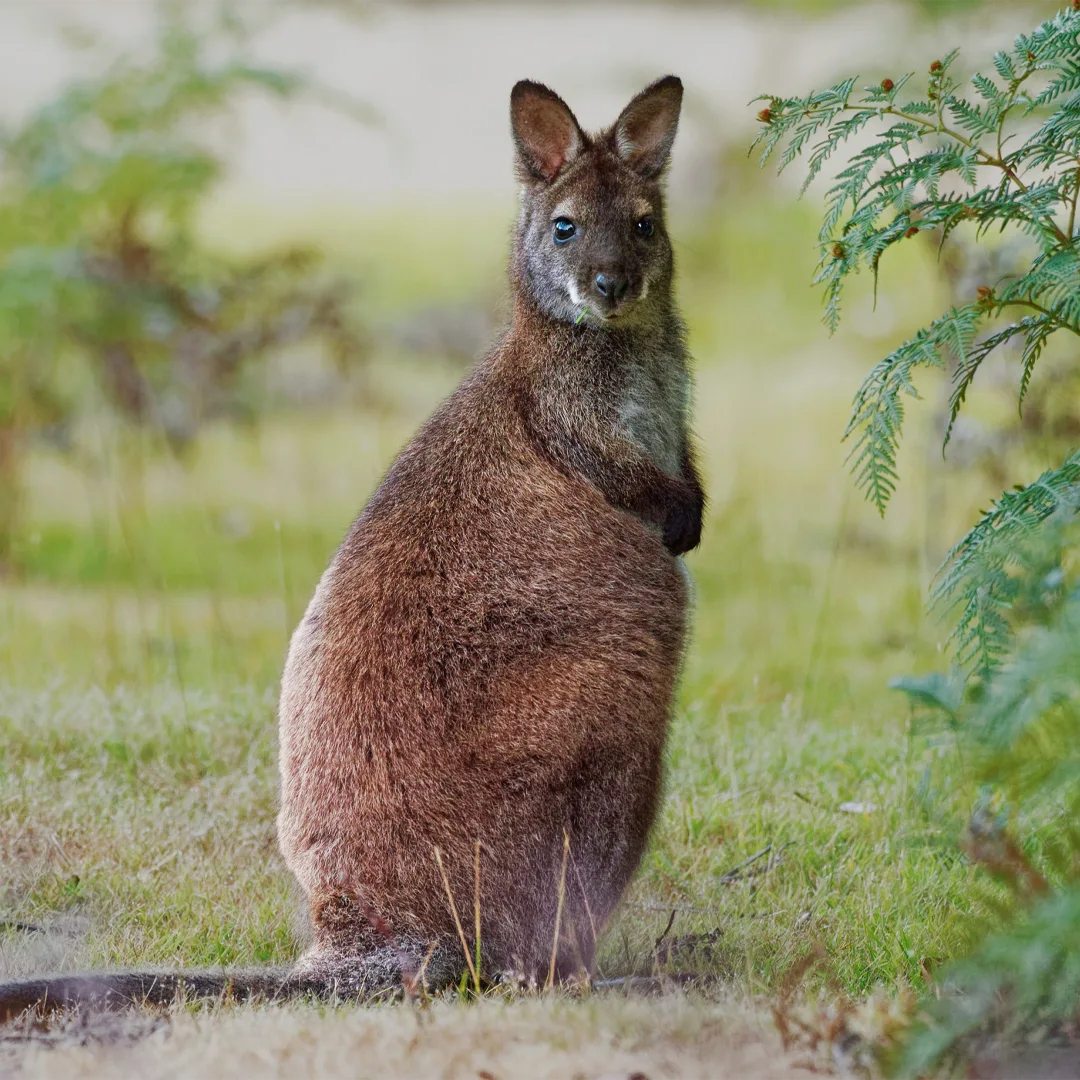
[662,502,702,556]
[293,939,462,1001]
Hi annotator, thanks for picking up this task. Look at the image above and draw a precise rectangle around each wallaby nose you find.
[594,273,630,304]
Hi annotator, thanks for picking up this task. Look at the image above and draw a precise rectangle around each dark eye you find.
[636,217,655,239]
[553,218,576,244]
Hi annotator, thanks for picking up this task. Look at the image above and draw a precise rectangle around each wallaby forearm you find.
[605,454,702,556]
[669,442,705,555]
[525,411,703,555]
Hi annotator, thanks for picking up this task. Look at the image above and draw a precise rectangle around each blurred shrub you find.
[0,4,368,569]
[755,6,1080,1071]
[896,510,1080,1075]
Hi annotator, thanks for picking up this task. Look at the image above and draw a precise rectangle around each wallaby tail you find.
[0,968,325,1024]
[0,942,464,1024]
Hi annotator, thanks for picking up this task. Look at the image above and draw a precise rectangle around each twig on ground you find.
[720,841,795,885]
[592,973,714,995]
[720,845,772,883]
[630,901,788,921]
[653,909,677,954]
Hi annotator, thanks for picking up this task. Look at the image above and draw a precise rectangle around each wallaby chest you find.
[615,348,689,478]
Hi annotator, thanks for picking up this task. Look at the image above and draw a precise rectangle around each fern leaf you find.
[993,50,1016,82]
[845,306,981,514]
[944,320,1031,448]
[934,453,1080,676]
[948,96,999,139]
[1018,317,1054,412]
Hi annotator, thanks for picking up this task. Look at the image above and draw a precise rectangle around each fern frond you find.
[844,305,982,515]
[943,319,1034,448]
[970,583,1080,754]
[1018,318,1054,410]
[972,72,1008,108]
[756,4,1080,673]
[1035,57,1080,106]
[933,452,1080,677]
[773,10,1080,1072]
[948,97,999,139]
[801,109,877,195]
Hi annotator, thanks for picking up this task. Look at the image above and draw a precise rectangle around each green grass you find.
[0,187,1021,1020]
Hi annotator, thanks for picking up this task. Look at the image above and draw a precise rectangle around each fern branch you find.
[845,305,982,514]
[933,452,1080,676]
[1003,297,1080,335]
[1069,164,1080,241]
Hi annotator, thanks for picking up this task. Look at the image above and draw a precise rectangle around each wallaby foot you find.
[293,939,463,1001]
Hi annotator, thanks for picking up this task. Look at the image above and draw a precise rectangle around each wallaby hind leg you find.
[471,648,671,983]
[300,892,463,999]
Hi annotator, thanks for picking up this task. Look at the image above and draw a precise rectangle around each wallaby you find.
[0,74,703,1022]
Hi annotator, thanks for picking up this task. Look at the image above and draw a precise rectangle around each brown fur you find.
[0,75,703,1021]
[278,74,703,986]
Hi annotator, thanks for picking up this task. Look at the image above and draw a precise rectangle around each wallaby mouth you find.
[567,275,648,323]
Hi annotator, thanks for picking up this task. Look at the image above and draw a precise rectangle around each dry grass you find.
[3,994,799,1080]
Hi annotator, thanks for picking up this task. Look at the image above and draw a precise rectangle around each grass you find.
[0,185,1031,1074]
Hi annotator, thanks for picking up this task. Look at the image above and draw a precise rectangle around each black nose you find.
[594,273,629,303]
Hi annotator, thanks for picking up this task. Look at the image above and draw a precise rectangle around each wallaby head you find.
[509,75,682,327]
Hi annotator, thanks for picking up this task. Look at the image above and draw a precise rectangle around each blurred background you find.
[4,0,1079,997]
[0,0,1060,694]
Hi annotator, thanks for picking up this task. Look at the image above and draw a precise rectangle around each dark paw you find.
[662,502,702,556]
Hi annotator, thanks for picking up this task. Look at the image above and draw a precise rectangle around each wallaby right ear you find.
[510,80,585,184]
[612,75,683,179]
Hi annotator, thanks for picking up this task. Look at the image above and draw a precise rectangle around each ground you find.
[2,995,813,1079]
[0,188,1029,1076]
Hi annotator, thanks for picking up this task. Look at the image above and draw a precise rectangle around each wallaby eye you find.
[552,218,577,244]
[636,216,655,239]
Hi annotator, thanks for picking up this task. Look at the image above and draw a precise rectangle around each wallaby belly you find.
[276,400,686,979]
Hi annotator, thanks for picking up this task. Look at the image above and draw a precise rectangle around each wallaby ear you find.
[612,75,683,179]
[510,80,585,184]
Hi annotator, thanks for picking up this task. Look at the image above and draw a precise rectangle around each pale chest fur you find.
[616,349,690,477]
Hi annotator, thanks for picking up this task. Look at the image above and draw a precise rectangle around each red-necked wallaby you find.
[0,74,703,1021]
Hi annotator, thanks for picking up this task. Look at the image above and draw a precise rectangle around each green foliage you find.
[932,453,1080,677]
[901,516,1080,812]
[754,7,1080,517]
[895,520,1080,1074]
[755,6,1080,674]
[0,3,367,565]
[757,6,1080,1070]
[902,884,1080,1076]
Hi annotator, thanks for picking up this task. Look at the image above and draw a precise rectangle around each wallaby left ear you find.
[612,75,683,179]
